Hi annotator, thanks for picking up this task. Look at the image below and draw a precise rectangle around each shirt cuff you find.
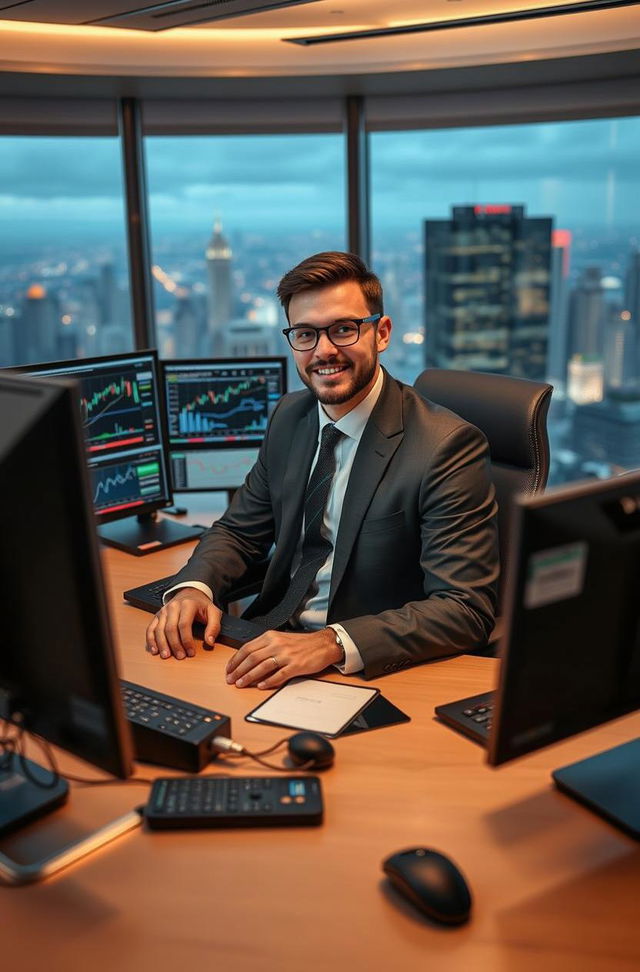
[163,581,214,604]
[327,623,363,674]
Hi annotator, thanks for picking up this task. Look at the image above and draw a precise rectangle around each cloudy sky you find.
[1,115,639,253]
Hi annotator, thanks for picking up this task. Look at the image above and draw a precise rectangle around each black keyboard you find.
[123,575,267,649]
[144,775,324,829]
[434,691,495,745]
[121,679,231,772]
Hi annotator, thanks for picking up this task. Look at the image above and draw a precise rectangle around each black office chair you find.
[414,368,553,644]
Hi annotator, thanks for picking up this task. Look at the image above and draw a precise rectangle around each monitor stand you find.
[0,754,141,886]
[552,737,640,840]
[98,512,204,556]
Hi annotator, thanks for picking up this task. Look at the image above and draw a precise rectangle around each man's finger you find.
[227,647,270,684]
[178,614,197,657]
[234,653,282,688]
[226,633,269,674]
[256,665,293,691]
[167,598,200,657]
[146,615,159,654]
[153,614,172,660]
[203,602,222,647]
[162,604,188,660]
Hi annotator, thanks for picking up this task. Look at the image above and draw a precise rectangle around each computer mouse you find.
[382,847,472,925]
[287,731,335,769]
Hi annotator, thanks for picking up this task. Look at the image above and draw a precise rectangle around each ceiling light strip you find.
[284,0,640,46]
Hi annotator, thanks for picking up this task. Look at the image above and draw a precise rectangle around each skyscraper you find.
[173,287,204,358]
[567,266,607,361]
[624,250,640,325]
[424,204,552,380]
[17,283,61,365]
[547,229,572,390]
[205,217,233,355]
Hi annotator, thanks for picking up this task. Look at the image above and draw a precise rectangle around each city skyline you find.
[2,116,640,486]
[2,116,640,244]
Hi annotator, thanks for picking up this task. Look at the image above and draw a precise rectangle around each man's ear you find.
[376,315,392,352]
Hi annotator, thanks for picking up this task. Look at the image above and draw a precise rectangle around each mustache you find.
[307,358,350,371]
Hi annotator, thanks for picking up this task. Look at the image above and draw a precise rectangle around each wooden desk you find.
[3,531,640,972]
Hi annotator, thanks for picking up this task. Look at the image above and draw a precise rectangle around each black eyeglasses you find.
[282,314,381,352]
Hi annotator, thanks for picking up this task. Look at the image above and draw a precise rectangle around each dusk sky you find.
[1,115,639,250]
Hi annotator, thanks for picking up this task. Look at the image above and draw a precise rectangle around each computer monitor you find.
[488,472,640,837]
[13,350,202,555]
[0,372,138,882]
[161,357,287,493]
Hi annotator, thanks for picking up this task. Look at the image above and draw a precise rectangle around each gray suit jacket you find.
[172,369,499,679]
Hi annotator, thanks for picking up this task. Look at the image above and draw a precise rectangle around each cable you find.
[212,735,314,772]
[1,718,153,788]
[1,717,61,789]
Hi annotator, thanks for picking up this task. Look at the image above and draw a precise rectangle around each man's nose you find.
[315,330,338,354]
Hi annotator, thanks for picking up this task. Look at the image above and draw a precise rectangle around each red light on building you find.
[473,205,513,215]
[552,229,572,277]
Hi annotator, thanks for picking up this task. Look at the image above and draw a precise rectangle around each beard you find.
[297,354,378,406]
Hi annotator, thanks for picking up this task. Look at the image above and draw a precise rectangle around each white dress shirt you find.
[165,367,385,674]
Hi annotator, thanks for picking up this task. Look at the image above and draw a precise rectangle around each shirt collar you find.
[317,366,384,442]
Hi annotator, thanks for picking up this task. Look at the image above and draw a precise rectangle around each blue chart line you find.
[85,406,141,431]
[179,398,268,436]
[93,463,137,505]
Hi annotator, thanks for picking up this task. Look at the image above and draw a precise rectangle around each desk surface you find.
[3,524,640,972]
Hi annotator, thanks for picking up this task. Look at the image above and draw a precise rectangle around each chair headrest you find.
[414,369,552,475]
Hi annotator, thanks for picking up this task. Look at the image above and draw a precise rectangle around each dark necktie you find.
[257,422,343,630]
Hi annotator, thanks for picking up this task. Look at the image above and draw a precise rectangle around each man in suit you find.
[146,251,499,686]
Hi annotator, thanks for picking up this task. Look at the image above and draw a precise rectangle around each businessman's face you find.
[288,280,392,419]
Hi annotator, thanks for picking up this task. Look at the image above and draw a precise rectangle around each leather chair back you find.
[414,368,553,606]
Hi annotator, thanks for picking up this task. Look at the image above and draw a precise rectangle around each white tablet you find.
[245,677,379,737]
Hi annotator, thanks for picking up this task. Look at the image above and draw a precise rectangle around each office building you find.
[424,204,552,381]
[574,392,640,468]
[547,229,573,390]
[17,283,61,364]
[624,250,640,325]
[205,218,233,355]
[567,266,607,361]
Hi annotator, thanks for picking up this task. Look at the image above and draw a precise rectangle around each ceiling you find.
[0,0,627,31]
[0,0,639,93]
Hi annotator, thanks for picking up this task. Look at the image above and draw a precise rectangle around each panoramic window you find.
[371,117,640,483]
[0,136,133,367]
[145,134,346,368]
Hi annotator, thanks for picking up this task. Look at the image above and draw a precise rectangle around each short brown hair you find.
[277,251,383,320]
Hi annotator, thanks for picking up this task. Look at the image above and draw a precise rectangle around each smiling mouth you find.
[312,364,349,377]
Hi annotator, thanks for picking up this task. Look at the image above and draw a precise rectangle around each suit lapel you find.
[329,372,404,605]
[277,404,318,569]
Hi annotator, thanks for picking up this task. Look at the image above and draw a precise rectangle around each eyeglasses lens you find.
[289,323,359,351]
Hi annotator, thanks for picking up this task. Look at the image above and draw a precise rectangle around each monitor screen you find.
[162,357,287,491]
[487,472,640,835]
[0,372,133,783]
[11,352,203,554]
[15,350,172,523]
[170,446,259,492]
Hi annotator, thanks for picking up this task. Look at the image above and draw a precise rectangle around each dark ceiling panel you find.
[0,1,164,24]
[90,0,321,31]
[0,0,322,29]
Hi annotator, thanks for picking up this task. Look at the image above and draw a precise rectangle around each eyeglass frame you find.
[282,313,382,351]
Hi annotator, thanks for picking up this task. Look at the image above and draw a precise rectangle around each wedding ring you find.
[271,655,279,669]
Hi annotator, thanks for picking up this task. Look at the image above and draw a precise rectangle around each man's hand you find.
[225,628,342,690]
[146,588,222,661]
